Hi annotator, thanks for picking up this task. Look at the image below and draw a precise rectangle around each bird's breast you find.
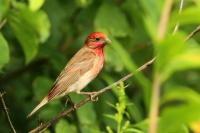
[67,49,104,93]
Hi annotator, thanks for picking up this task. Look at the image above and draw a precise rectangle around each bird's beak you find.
[105,37,111,44]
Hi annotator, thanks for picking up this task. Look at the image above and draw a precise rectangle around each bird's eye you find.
[95,38,100,41]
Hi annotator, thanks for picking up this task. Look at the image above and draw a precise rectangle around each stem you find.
[0,92,16,133]
[117,122,120,133]
[149,0,173,133]
[173,0,184,34]
[148,73,161,133]
[117,113,122,133]
[157,0,173,40]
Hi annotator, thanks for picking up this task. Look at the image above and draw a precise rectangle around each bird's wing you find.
[47,47,96,101]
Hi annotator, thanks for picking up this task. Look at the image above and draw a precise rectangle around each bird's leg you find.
[77,91,98,101]
[63,95,77,111]
[64,96,69,108]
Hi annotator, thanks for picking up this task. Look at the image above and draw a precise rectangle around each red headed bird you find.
[27,32,111,117]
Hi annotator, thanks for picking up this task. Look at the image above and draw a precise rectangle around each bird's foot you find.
[77,91,98,102]
[64,98,69,108]
[66,96,77,111]
[89,93,98,102]
[85,92,98,101]
[62,95,77,111]
[72,104,77,111]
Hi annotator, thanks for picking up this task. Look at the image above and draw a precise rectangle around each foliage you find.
[0,33,9,69]
[0,0,200,133]
[105,82,142,133]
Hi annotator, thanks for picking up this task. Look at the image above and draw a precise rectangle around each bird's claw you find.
[89,94,98,102]
[72,104,77,111]
[77,91,98,101]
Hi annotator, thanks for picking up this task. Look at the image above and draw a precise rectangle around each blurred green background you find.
[0,0,200,133]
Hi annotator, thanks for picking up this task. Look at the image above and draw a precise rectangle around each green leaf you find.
[140,0,161,23]
[156,34,186,70]
[32,76,63,120]
[55,119,68,133]
[8,3,50,63]
[95,2,131,37]
[104,46,124,72]
[75,0,92,7]
[9,12,39,63]
[158,86,200,133]
[110,38,151,109]
[15,3,50,43]
[158,124,189,133]
[55,119,77,133]
[106,126,114,133]
[134,86,200,133]
[143,15,158,41]
[162,46,200,81]
[70,93,99,133]
[156,33,200,81]
[38,100,62,120]
[125,128,143,133]
[161,86,200,105]
[0,33,9,69]
[155,33,189,81]
[0,0,9,21]
[29,0,45,11]
[141,0,162,40]
[43,130,51,133]
[102,74,143,122]
[33,10,51,43]
[160,104,200,131]
[133,118,189,133]
[104,114,116,121]
[170,6,200,27]
[194,0,200,7]
[32,76,53,100]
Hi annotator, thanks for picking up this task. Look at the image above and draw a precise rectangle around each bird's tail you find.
[27,96,48,118]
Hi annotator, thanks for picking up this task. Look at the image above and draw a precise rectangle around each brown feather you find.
[48,46,96,101]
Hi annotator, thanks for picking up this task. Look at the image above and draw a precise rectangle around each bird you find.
[27,32,111,118]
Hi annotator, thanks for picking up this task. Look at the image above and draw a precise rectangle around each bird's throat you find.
[96,48,104,57]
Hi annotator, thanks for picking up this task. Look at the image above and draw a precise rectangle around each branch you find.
[0,91,16,133]
[29,58,156,133]
[185,25,200,41]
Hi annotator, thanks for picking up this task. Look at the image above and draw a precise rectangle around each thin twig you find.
[29,58,156,133]
[0,91,16,133]
[173,0,184,34]
[172,0,200,41]
[149,0,173,133]
[185,25,200,42]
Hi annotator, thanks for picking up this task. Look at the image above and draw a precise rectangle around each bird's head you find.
[84,32,111,49]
